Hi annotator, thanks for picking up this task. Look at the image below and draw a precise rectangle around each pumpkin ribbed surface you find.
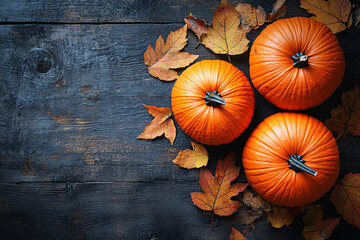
[250,17,345,110]
[171,60,254,145]
[242,112,340,207]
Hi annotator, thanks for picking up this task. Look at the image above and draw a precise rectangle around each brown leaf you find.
[242,189,271,213]
[325,86,360,140]
[143,25,199,81]
[191,151,248,217]
[184,13,209,47]
[303,205,323,240]
[137,105,176,145]
[230,227,247,240]
[236,3,267,32]
[201,0,249,61]
[354,5,360,28]
[267,205,296,228]
[173,141,208,169]
[266,0,287,22]
[235,208,263,225]
[319,217,340,239]
[330,173,360,228]
[300,0,352,33]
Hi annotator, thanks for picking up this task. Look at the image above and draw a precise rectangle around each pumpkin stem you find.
[287,155,317,177]
[203,91,225,106]
[292,52,309,69]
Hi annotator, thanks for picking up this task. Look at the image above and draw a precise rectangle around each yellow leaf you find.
[300,0,352,33]
[230,227,247,240]
[267,205,295,228]
[144,25,199,81]
[201,0,249,61]
[173,141,208,169]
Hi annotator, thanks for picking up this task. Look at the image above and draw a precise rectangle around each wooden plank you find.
[1,22,360,183]
[0,182,309,240]
[0,0,275,23]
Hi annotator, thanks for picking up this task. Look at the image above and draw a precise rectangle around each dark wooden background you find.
[0,0,359,239]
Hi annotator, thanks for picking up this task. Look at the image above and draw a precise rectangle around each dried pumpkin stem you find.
[287,155,317,177]
[292,52,309,69]
[203,90,226,106]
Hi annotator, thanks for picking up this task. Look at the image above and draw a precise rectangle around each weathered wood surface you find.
[0,0,360,239]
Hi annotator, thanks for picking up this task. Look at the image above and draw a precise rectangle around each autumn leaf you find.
[137,105,176,145]
[330,173,360,228]
[230,227,247,240]
[184,13,209,48]
[143,24,199,81]
[302,205,340,240]
[267,205,296,228]
[266,0,287,22]
[201,0,249,61]
[300,0,352,33]
[242,189,271,213]
[354,5,360,28]
[325,86,360,141]
[173,141,208,169]
[235,208,263,225]
[303,205,323,240]
[236,3,267,32]
[191,151,248,228]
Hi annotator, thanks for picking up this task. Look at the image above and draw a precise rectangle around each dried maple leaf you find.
[267,205,296,228]
[230,227,247,240]
[137,104,176,145]
[173,141,208,169]
[236,3,267,32]
[191,151,248,228]
[325,86,360,141]
[300,0,352,34]
[201,0,249,61]
[143,24,199,81]
[302,205,340,240]
[242,189,271,213]
[266,0,288,22]
[184,13,209,48]
[330,173,360,228]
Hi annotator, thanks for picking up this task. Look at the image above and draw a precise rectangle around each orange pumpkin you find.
[242,112,340,207]
[171,60,255,145]
[249,17,345,110]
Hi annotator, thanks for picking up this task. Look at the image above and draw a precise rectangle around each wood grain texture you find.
[0,0,360,239]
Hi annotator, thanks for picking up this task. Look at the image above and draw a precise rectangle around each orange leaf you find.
[266,0,287,22]
[137,105,176,145]
[267,205,296,228]
[300,0,352,33]
[201,0,249,61]
[184,13,209,47]
[230,227,247,240]
[325,86,360,141]
[143,25,199,81]
[236,3,267,32]
[330,173,360,229]
[302,205,323,240]
[173,141,208,169]
[191,151,248,217]
[242,189,271,213]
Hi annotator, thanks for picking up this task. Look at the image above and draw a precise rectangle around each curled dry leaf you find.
[173,141,208,169]
[325,86,360,141]
[300,0,352,33]
[302,205,340,240]
[230,227,247,240]
[330,173,360,228]
[191,151,248,228]
[242,189,271,213]
[266,0,287,22]
[354,5,360,28]
[137,105,176,145]
[267,205,296,228]
[236,3,267,32]
[143,25,199,81]
[201,0,249,61]
[184,13,208,48]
